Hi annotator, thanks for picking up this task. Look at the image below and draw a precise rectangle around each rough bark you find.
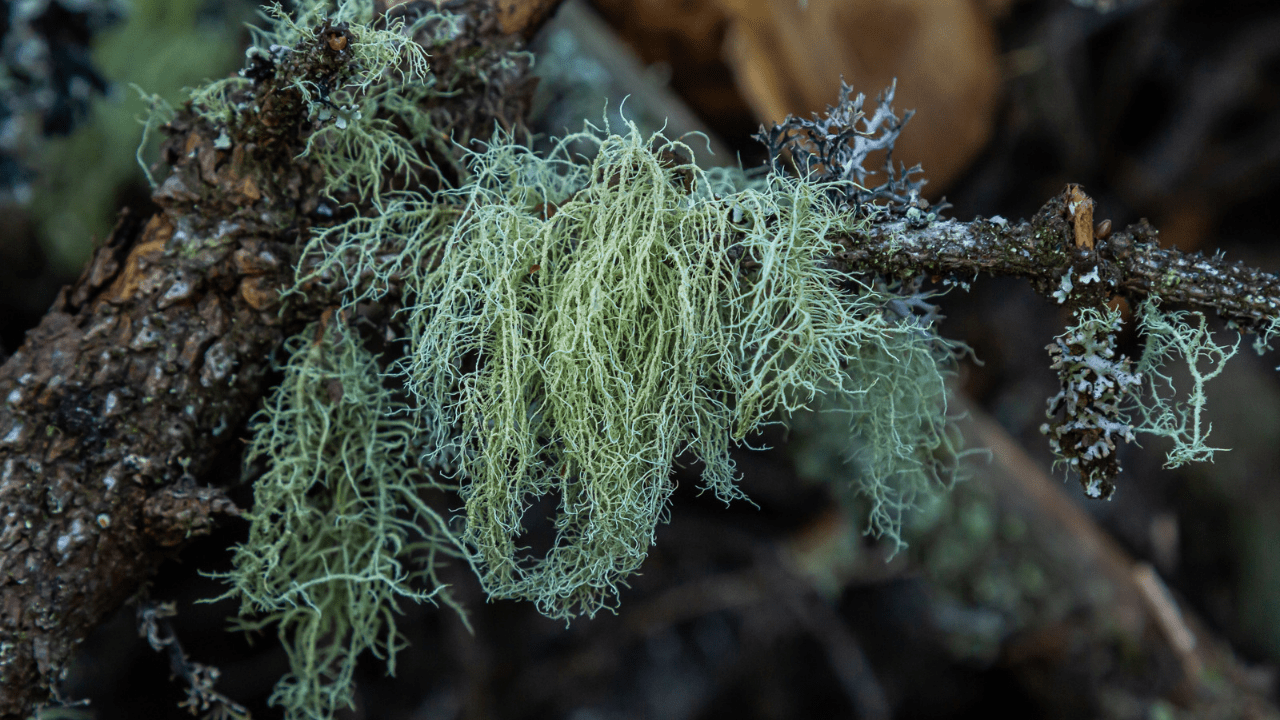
[836,189,1280,333]
[0,1,536,716]
[0,129,308,717]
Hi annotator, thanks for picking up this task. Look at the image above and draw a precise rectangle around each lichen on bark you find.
[0,1,537,716]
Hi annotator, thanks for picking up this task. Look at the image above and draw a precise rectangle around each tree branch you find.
[0,2,536,716]
[837,186,1280,333]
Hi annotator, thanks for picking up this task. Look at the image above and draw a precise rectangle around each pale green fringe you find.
[210,323,467,720]
[300,120,965,620]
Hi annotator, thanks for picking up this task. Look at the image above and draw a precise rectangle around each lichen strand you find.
[302,121,966,620]
[1131,296,1239,468]
[213,322,466,719]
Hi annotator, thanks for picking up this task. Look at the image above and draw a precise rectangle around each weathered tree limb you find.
[0,2,537,716]
[0,138,305,718]
[837,190,1280,333]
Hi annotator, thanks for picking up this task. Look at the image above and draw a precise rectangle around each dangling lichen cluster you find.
[298,120,965,620]
[211,321,467,719]
[1131,297,1239,467]
[831,319,969,538]
[784,275,972,544]
[204,4,968,713]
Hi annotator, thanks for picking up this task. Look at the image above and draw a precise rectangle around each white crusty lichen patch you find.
[1042,297,1239,496]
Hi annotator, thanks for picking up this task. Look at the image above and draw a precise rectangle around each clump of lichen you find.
[212,321,466,719]
[1042,297,1238,497]
[755,80,926,215]
[834,320,970,539]
[301,118,965,619]
[1041,305,1142,498]
[1131,296,1239,466]
[787,276,972,546]
[209,0,970,699]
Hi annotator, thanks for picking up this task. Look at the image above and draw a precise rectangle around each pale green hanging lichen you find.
[1132,296,1240,467]
[130,84,175,189]
[182,0,968,715]
[831,324,972,540]
[209,322,468,720]
[300,120,966,620]
[786,280,975,545]
[195,6,470,718]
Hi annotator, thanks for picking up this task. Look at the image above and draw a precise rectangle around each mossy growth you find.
[210,320,467,719]
[296,120,967,620]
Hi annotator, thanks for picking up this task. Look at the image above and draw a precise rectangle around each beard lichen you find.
[209,321,467,719]
[1131,296,1239,467]
[209,4,968,707]
[134,0,975,717]
[292,120,965,621]
[831,320,970,539]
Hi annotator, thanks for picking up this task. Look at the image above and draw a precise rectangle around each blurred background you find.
[8,0,1280,717]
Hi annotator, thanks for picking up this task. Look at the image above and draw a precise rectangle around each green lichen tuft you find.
[210,321,466,720]
[183,0,436,204]
[278,5,434,202]
[1132,296,1240,467]
[830,323,971,541]
[301,120,967,619]
[1251,314,1280,356]
[131,84,175,189]
[786,282,973,548]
